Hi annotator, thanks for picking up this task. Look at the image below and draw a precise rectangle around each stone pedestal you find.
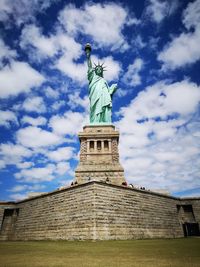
[75,124,126,185]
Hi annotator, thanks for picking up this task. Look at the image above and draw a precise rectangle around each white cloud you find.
[132,35,146,50]
[158,29,200,69]
[19,19,121,85]
[182,0,200,30]
[122,58,143,86]
[15,161,72,183]
[0,110,18,128]
[121,138,200,192]
[158,0,200,69]
[146,0,179,23]
[48,146,74,162]
[58,3,138,50]
[15,164,55,182]
[160,81,200,115]
[0,39,17,66]
[22,96,46,113]
[52,33,84,83]
[21,115,47,126]
[9,184,45,193]
[20,24,87,84]
[55,32,82,60]
[20,24,57,59]
[0,143,32,167]
[67,92,89,111]
[117,80,200,193]
[0,0,59,27]
[148,36,160,50]
[9,185,28,192]
[119,80,200,122]
[55,57,86,84]
[16,126,63,148]
[0,143,32,159]
[45,86,59,99]
[146,0,168,23]
[0,61,45,98]
[20,24,85,84]
[20,25,82,61]
[0,160,6,169]
[8,193,29,201]
[100,56,121,82]
[51,100,65,111]
[49,111,88,136]
[16,161,34,169]
[55,161,71,175]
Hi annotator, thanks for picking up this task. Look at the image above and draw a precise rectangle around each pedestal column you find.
[75,124,126,185]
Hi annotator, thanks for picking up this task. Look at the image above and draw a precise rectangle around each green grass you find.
[0,238,199,267]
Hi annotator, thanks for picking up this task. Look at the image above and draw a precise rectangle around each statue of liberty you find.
[85,43,117,124]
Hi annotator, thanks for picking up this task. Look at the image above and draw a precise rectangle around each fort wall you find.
[0,207,5,230]
[1,182,199,241]
[0,184,95,241]
[180,198,200,225]
[93,183,183,239]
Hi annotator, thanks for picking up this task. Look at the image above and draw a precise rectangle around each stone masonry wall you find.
[180,199,200,225]
[93,183,184,240]
[0,204,15,228]
[0,203,17,240]
[0,182,200,241]
[191,200,200,225]
[0,206,5,230]
[1,184,95,241]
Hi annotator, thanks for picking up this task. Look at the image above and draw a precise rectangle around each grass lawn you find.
[0,238,199,267]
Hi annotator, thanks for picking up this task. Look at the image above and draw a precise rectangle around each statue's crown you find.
[94,62,107,73]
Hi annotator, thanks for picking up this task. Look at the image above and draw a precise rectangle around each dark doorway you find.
[182,223,200,237]
[1,208,19,240]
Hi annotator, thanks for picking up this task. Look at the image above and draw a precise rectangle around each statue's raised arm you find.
[85,43,92,70]
[84,43,117,124]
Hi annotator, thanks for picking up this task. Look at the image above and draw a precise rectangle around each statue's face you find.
[95,66,103,77]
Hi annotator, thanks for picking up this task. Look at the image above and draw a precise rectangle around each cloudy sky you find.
[0,0,200,201]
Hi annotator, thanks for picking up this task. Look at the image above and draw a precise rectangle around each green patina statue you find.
[85,43,117,124]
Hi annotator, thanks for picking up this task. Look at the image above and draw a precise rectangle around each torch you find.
[84,43,92,58]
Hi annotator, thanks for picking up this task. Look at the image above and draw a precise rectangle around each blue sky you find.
[0,0,200,201]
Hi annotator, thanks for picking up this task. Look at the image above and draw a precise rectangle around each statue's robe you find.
[88,68,115,123]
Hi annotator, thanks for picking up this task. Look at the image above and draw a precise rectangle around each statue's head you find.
[94,62,106,77]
